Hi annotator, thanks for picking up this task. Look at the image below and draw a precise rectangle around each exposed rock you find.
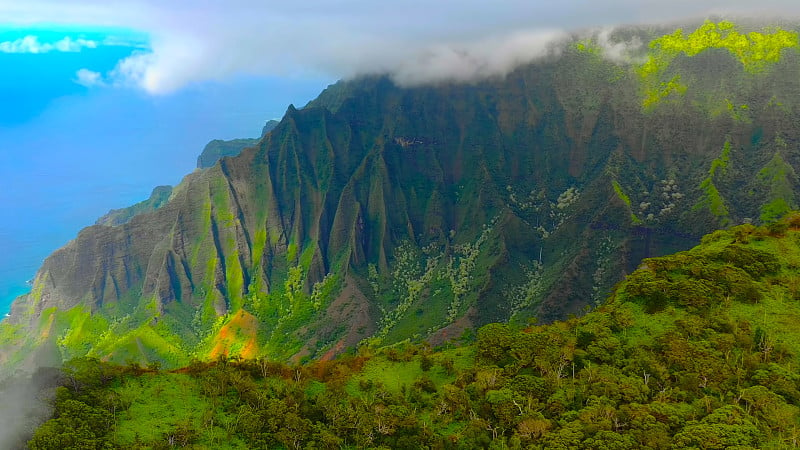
[4,23,800,369]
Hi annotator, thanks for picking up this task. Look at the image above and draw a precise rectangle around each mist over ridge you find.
[3,1,800,93]
[4,11,800,447]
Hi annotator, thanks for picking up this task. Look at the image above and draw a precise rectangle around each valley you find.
[5,19,800,448]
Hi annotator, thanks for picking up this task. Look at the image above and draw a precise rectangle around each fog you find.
[0,368,60,448]
[3,1,800,93]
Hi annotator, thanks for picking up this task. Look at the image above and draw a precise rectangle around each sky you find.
[1,1,800,313]
[0,23,330,312]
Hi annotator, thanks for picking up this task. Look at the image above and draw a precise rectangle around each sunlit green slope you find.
[27,214,800,449]
[5,20,800,373]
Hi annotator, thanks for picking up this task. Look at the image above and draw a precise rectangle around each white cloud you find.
[74,68,104,87]
[387,30,567,86]
[0,35,97,54]
[594,29,647,64]
[1,1,800,93]
[54,36,97,52]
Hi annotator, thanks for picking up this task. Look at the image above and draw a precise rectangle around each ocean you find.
[1,284,31,317]
[0,224,77,318]
[0,240,49,316]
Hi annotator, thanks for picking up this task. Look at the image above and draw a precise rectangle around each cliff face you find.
[3,22,800,371]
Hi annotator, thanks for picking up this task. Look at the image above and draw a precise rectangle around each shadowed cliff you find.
[4,22,800,371]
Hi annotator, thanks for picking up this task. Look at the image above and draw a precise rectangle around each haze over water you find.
[0,26,328,315]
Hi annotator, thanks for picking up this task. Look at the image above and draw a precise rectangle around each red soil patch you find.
[320,339,345,362]
[208,310,259,359]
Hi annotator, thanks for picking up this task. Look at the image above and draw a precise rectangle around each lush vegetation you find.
[694,141,732,226]
[27,215,800,448]
[6,20,800,402]
[638,20,799,107]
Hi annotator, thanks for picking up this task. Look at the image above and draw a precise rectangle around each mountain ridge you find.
[23,214,800,448]
[2,21,800,373]
[196,119,280,169]
[95,185,174,227]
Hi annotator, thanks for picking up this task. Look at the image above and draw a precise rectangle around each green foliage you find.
[29,358,119,449]
[368,218,502,345]
[29,220,800,448]
[697,178,730,220]
[12,19,800,400]
[445,219,497,322]
[310,273,339,311]
[612,180,641,224]
[725,98,751,122]
[648,21,798,71]
[504,260,544,319]
[641,75,688,108]
[283,265,304,306]
[710,140,731,177]
[639,20,799,107]
[758,152,797,223]
[694,141,733,226]
[574,39,603,56]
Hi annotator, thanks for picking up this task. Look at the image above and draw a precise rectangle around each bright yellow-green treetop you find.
[639,21,799,108]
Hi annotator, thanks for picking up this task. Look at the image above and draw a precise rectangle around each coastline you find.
[0,284,31,319]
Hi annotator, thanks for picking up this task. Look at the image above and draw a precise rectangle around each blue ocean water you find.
[0,69,329,319]
[1,284,31,316]
[0,237,52,316]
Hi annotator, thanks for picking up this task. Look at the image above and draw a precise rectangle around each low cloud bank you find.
[0,36,97,54]
[2,1,800,93]
[0,368,61,448]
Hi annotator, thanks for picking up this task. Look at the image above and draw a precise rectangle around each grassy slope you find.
[6,20,800,378]
[28,214,800,449]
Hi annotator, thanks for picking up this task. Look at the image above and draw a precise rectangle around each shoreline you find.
[0,284,31,319]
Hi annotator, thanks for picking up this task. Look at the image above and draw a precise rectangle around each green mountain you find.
[26,216,800,448]
[3,21,800,373]
[95,120,280,228]
[196,119,280,169]
[95,186,174,227]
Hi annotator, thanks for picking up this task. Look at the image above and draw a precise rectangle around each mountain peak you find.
[4,20,800,373]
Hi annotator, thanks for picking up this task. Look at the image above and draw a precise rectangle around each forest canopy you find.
[27,215,800,449]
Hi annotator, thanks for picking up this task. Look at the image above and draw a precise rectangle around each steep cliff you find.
[3,21,800,371]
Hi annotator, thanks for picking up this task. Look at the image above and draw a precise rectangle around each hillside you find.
[3,21,800,372]
[95,120,280,228]
[26,217,800,449]
[196,119,280,169]
[95,186,174,227]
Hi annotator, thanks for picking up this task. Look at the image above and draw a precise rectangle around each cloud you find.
[0,368,60,449]
[1,1,800,93]
[0,35,97,54]
[593,29,647,64]
[74,68,103,87]
[387,30,568,86]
